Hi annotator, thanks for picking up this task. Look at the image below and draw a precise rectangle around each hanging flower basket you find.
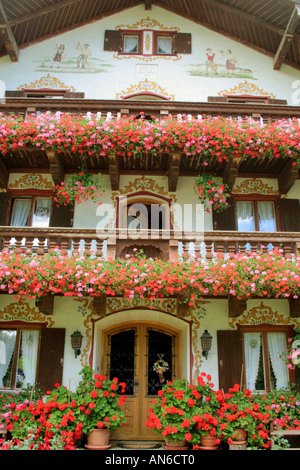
[280,327,300,370]
[53,170,103,207]
[194,174,230,213]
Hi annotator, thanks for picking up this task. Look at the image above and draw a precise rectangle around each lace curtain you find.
[157,37,172,54]
[0,331,17,388]
[32,198,51,228]
[244,333,261,390]
[236,202,255,231]
[21,330,39,387]
[10,199,31,226]
[257,202,276,232]
[268,332,289,390]
[124,36,138,53]
[236,201,276,232]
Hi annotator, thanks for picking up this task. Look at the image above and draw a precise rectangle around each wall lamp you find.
[70,330,83,358]
[200,330,213,360]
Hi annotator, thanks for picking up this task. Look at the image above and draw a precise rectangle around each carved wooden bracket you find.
[46,150,64,186]
[278,160,299,194]
[108,154,120,190]
[92,296,107,316]
[228,295,247,317]
[35,295,54,315]
[0,157,9,189]
[223,160,240,190]
[177,301,191,318]
[168,151,181,192]
[289,297,300,318]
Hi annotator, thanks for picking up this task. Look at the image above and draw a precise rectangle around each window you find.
[243,328,290,391]
[123,35,139,54]
[10,197,51,227]
[104,30,191,56]
[236,200,276,232]
[157,36,172,55]
[118,194,171,231]
[0,328,40,389]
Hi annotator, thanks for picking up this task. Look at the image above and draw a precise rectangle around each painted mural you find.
[189,47,256,79]
[0,5,296,103]
[34,41,113,73]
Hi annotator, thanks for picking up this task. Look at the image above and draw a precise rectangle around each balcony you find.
[1,226,299,260]
[2,96,300,122]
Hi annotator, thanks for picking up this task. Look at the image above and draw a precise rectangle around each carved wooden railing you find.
[2,97,300,121]
[1,227,300,260]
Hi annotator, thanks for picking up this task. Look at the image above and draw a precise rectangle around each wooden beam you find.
[145,0,152,10]
[0,157,9,189]
[273,5,300,70]
[278,160,299,194]
[200,0,286,37]
[0,0,19,61]
[9,0,83,26]
[168,151,181,192]
[108,154,119,190]
[46,150,64,186]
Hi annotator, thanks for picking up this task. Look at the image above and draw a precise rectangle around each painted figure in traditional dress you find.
[220,49,237,73]
[205,48,218,74]
[76,43,92,69]
[51,44,65,68]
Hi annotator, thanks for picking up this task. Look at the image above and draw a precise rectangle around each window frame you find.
[234,195,279,232]
[154,33,173,55]
[120,30,175,56]
[121,31,143,55]
[0,323,42,390]
[8,194,53,227]
[116,192,173,230]
[238,324,294,392]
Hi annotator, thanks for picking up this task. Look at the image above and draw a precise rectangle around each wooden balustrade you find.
[0,227,300,260]
[2,97,300,121]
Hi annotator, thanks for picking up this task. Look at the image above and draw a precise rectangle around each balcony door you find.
[102,322,180,440]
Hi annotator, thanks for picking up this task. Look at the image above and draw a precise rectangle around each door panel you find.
[102,322,180,440]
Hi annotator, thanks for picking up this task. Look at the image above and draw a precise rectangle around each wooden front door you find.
[102,322,181,440]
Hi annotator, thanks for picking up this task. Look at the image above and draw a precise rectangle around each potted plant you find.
[146,372,215,449]
[53,169,103,207]
[75,366,126,450]
[194,173,230,213]
[189,403,223,450]
[218,384,259,446]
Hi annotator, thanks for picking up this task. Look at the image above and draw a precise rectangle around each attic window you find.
[157,36,172,55]
[124,35,139,54]
[104,30,191,55]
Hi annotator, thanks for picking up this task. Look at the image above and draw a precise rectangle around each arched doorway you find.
[101,321,182,440]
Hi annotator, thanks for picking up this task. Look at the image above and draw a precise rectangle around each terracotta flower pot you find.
[164,439,189,450]
[231,428,247,444]
[199,434,219,450]
[85,428,111,450]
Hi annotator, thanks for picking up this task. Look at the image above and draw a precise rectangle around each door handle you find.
[134,378,139,393]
